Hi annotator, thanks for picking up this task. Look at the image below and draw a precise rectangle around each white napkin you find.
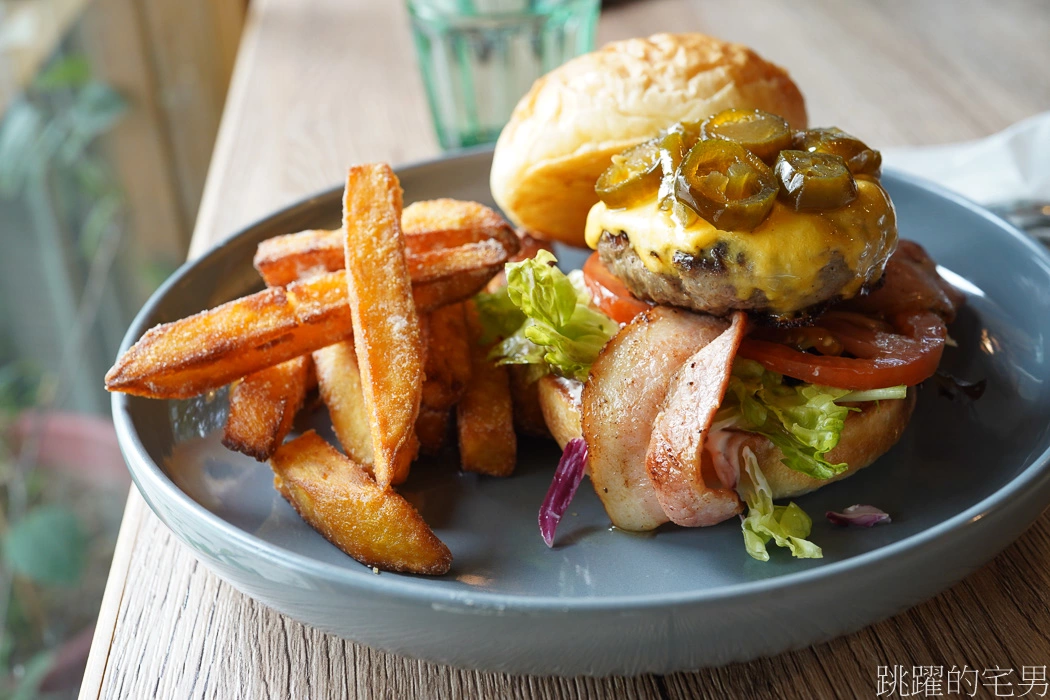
[882,111,1050,208]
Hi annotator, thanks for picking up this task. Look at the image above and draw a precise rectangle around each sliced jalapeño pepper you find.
[700,108,792,163]
[793,127,882,176]
[674,139,778,231]
[774,150,858,212]
[595,138,663,209]
[656,123,700,207]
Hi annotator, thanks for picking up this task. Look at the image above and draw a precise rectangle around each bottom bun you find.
[537,375,916,501]
[537,375,584,449]
[754,390,916,499]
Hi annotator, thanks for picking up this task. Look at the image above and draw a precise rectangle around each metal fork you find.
[986,200,1050,246]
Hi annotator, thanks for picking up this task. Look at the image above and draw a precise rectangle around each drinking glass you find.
[406,0,600,150]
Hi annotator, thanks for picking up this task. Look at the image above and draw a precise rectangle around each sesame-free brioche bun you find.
[537,375,915,502]
[490,33,808,247]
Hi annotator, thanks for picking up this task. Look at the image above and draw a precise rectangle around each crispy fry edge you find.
[271,431,451,575]
[342,164,423,487]
[456,301,517,477]
[313,339,375,467]
[222,355,311,461]
[106,199,516,399]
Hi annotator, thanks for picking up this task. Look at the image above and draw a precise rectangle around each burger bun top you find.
[490,33,808,247]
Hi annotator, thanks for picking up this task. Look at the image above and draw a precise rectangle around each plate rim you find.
[113,149,1050,613]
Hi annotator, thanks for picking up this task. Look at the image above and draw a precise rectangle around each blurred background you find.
[0,1,246,697]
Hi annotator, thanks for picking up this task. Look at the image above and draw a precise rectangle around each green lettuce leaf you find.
[837,386,909,403]
[721,359,847,480]
[479,250,619,382]
[739,448,823,561]
[720,359,907,480]
[474,285,525,345]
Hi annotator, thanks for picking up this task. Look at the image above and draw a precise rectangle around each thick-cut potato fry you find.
[401,198,508,236]
[106,194,511,401]
[222,355,311,461]
[303,360,318,391]
[253,228,342,287]
[105,272,353,399]
[415,303,471,455]
[406,239,507,285]
[312,339,374,466]
[343,164,423,487]
[105,260,498,400]
[254,227,513,288]
[421,303,472,411]
[412,266,502,313]
[403,200,519,259]
[415,406,451,455]
[485,231,552,292]
[253,199,519,287]
[508,365,551,438]
[510,230,554,262]
[271,431,452,575]
[457,302,516,477]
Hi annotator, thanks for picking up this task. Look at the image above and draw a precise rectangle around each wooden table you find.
[80,1,1050,697]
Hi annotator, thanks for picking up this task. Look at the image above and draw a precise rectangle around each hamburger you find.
[480,34,963,560]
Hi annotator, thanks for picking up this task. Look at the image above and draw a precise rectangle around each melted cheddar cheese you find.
[583,178,898,316]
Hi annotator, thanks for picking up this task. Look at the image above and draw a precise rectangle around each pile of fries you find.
[106,164,536,575]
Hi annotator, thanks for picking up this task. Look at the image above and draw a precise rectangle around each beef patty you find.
[597,231,866,324]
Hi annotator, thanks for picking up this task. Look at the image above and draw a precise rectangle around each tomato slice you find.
[581,245,952,390]
[582,252,652,324]
[738,310,946,389]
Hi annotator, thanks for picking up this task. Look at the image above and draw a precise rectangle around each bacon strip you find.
[646,312,748,527]
[847,240,964,322]
[582,307,728,532]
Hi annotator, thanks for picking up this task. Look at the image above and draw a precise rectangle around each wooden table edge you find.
[79,489,148,700]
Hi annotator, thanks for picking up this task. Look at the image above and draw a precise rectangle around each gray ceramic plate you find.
[114,149,1050,676]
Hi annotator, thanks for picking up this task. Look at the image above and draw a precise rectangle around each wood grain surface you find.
[81,0,1050,698]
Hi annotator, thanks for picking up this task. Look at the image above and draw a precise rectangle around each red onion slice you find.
[826,504,891,527]
[539,438,588,547]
